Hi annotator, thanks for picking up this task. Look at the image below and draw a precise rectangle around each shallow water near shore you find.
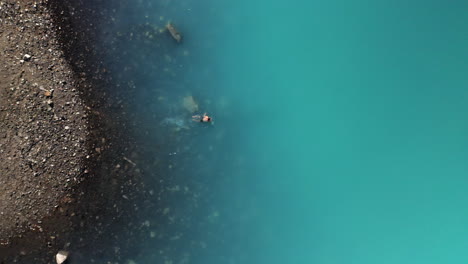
[81,0,468,263]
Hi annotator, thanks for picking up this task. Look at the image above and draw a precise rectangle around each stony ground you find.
[0,0,89,247]
[0,0,147,262]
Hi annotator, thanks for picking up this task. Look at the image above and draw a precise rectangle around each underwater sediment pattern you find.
[71,0,468,263]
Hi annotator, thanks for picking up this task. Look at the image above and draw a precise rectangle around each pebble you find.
[55,250,68,264]
[23,54,31,61]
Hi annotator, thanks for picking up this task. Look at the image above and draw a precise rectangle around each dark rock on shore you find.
[0,0,146,262]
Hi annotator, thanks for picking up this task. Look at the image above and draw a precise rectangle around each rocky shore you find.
[0,0,146,262]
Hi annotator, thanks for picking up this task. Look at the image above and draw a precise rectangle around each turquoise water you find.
[99,0,468,263]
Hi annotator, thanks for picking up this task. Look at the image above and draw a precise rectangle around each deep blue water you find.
[91,0,468,263]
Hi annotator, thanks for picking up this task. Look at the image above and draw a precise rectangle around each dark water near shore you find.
[78,0,468,263]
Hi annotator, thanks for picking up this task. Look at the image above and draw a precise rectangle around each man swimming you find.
[192,113,212,123]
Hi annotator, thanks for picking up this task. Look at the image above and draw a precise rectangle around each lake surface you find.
[89,0,468,263]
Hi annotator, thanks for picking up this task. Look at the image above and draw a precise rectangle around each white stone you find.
[56,250,69,264]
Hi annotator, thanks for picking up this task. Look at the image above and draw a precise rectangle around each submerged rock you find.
[166,22,182,43]
[182,95,199,113]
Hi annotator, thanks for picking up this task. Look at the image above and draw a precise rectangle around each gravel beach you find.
[0,0,146,262]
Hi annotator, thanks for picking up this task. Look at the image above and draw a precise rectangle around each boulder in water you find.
[166,22,182,43]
